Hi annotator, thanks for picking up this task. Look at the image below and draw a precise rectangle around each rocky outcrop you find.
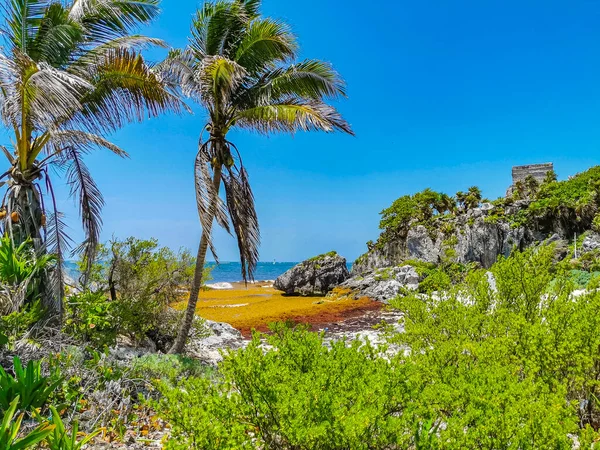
[274,252,350,295]
[339,265,419,303]
[353,204,539,275]
[582,232,600,252]
[186,320,246,365]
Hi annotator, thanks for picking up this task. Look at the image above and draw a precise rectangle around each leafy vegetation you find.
[154,247,600,448]
[0,397,54,450]
[0,357,61,415]
[157,322,409,449]
[64,237,209,349]
[367,166,600,265]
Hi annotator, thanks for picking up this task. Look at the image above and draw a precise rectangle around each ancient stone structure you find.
[506,162,554,197]
[512,163,554,184]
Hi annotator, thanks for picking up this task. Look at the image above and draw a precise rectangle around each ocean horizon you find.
[65,260,353,284]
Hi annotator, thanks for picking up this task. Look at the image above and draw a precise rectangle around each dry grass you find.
[172,284,381,337]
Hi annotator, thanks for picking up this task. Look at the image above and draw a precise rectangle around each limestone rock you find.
[582,232,600,252]
[274,252,350,295]
[186,320,246,365]
[340,265,419,303]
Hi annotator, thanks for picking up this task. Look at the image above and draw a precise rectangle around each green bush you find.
[64,291,117,348]
[0,301,44,347]
[68,237,209,349]
[157,323,410,449]
[391,245,600,446]
[130,354,213,383]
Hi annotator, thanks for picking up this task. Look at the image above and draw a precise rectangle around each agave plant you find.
[161,0,353,353]
[0,0,182,317]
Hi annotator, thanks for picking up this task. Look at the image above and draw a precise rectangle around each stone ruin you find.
[506,162,554,197]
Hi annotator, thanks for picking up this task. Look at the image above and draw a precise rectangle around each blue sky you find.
[47,0,600,262]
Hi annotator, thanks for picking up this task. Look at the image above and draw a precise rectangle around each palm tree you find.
[0,0,181,316]
[465,186,482,209]
[162,0,353,353]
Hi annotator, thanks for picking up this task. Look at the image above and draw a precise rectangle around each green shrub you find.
[0,236,55,314]
[0,301,44,347]
[72,237,207,348]
[391,246,600,446]
[157,323,410,449]
[64,291,117,348]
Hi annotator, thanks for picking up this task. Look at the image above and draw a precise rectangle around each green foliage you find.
[306,251,337,262]
[378,189,457,244]
[44,406,100,450]
[0,397,54,450]
[68,237,208,349]
[391,246,600,446]
[567,269,600,289]
[64,291,117,348]
[527,166,600,231]
[0,301,44,347]
[157,323,409,449]
[0,357,61,415]
[0,236,55,313]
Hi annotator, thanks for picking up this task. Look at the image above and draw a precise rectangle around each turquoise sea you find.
[206,261,299,283]
[65,260,352,283]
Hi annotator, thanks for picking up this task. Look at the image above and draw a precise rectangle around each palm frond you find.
[190,1,248,60]
[237,59,346,108]
[70,0,161,42]
[13,57,93,130]
[45,211,72,315]
[235,99,354,135]
[233,18,297,74]
[47,129,127,160]
[2,0,47,52]
[29,3,83,66]
[63,147,103,283]
[222,164,259,282]
[195,141,230,261]
[197,55,246,108]
[155,48,202,101]
[72,35,167,68]
[71,47,183,133]
[239,0,261,19]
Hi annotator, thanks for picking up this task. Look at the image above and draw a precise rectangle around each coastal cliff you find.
[353,165,600,274]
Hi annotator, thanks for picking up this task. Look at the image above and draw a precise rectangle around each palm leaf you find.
[222,164,259,282]
[62,148,103,283]
[233,18,297,74]
[237,59,346,108]
[197,55,246,108]
[190,1,247,59]
[71,47,183,133]
[195,141,230,261]
[235,99,353,135]
[2,0,47,52]
[29,3,83,66]
[70,0,161,42]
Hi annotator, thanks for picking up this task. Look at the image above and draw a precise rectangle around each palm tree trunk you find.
[169,164,223,354]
